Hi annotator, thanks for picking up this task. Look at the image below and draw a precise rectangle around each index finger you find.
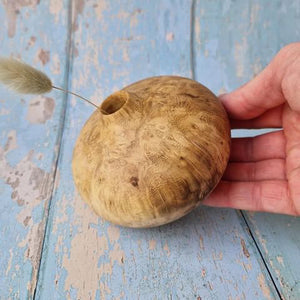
[221,43,300,120]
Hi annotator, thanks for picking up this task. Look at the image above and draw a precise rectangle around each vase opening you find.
[100,91,129,115]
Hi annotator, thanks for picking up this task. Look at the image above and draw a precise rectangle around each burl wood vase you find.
[72,76,230,228]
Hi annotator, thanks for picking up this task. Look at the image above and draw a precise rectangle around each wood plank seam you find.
[190,0,196,80]
[241,211,284,300]
[32,1,74,298]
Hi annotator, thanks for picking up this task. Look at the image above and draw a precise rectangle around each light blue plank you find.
[245,213,300,298]
[0,1,69,298]
[193,0,300,298]
[36,1,278,299]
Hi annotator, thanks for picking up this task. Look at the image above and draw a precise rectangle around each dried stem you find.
[52,86,99,109]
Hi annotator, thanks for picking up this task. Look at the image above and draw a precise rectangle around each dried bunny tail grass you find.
[0,57,99,109]
[0,57,52,94]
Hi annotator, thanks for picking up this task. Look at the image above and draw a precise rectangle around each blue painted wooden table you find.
[0,1,300,299]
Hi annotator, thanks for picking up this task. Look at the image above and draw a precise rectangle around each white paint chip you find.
[50,0,63,23]
[26,96,55,124]
[166,32,174,41]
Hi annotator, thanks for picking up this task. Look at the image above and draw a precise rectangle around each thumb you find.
[220,42,300,120]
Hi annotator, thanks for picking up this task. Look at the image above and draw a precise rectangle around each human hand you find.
[204,43,300,216]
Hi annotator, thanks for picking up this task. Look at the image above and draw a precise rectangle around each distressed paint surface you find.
[245,213,300,299]
[36,1,275,299]
[193,0,300,298]
[0,0,299,299]
[0,1,70,299]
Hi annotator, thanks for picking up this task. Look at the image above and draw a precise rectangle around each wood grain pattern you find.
[72,76,230,227]
[0,1,70,298]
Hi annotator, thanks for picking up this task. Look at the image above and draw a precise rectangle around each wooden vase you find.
[72,76,230,228]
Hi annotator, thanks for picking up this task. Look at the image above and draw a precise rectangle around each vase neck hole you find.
[100,91,129,115]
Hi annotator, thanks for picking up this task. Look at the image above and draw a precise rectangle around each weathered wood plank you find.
[35,1,278,299]
[245,213,300,299]
[193,0,300,298]
[0,1,70,298]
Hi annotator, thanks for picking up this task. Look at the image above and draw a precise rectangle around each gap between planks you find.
[240,211,283,300]
[190,0,196,81]
[32,0,74,298]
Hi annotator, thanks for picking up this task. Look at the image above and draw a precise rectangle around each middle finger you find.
[230,130,286,162]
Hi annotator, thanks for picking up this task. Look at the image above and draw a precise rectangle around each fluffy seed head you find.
[0,57,52,94]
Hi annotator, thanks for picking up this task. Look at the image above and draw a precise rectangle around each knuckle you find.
[246,137,254,161]
[278,42,300,59]
[252,182,262,211]
[247,163,256,181]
